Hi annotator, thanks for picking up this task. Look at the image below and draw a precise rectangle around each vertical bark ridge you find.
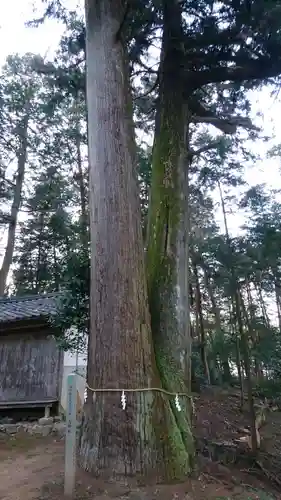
[81,0,193,480]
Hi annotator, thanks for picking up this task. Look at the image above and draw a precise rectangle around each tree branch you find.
[115,1,131,42]
[193,114,260,134]
[0,174,15,189]
[133,76,159,100]
[188,139,222,157]
[185,26,246,52]
[189,100,260,135]
[190,57,281,89]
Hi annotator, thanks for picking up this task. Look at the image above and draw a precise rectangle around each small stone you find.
[41,425,53,437]
[38,417,54,425]
[52,422,66,437]
[29,424,53,436]
[1,424,18,434]
[4,424,18,434]
[18,422,32,432]
[0,417,14,424]
[27,425,37,435]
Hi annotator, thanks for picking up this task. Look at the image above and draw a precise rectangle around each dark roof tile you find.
[0,294,59,323]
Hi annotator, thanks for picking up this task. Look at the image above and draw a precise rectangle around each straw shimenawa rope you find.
[74,370,195,412]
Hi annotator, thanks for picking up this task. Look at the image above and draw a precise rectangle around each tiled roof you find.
[0,294,60,324]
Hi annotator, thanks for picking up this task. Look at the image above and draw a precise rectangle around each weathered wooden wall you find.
[0,331,63,404]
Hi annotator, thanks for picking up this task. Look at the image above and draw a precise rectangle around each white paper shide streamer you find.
[175,394,181,412]
[121,390,127,410]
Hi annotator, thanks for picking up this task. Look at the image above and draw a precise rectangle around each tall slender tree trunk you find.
[183,125,193,394]
[35,212,44,293]
[219,181,257,450]
[218,181,246,402]
[80,0,192,480]
[236,290,258,453]
[146,0,194,468]
[192,260,210,384]
[274,280,281,332]
[74,111,90,303]
[245,280,263,381]
[53,238,59,291]
[0,113,29,295]
[74,103,89,254]
[228,299,244,403]
[255,281,269,328]
[217,183,239,384]
[207,330,221,384]
[201,264,229,382]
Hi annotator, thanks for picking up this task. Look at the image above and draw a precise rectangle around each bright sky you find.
[0,2,61,64]
[1,0,281,238]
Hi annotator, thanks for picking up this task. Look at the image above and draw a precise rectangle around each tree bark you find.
[192,259,210,384]
[146,0,194,469]
[74,101,89,254]
[218,183,246,400]
[255,281,269,328]
[203,265,231,382]
[245,279,263,381]
[236,290,258,453]
[80,0,192,480]
[0,113,29,295]
[183,124,193,394]
[228,299,244,403]
[274,280,281,333]
[35,212,44,293]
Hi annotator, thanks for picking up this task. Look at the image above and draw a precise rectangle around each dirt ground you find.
[194,387,281,459]
[0,435,275,500]
[0,435,64,500]
[1,389,281,500]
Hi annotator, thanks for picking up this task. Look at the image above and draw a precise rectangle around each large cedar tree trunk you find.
[80,0,192,480]
[146,0,194,468]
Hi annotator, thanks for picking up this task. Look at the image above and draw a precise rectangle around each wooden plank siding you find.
[0,328,63,405]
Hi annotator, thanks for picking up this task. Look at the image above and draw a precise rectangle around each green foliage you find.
[2,47,90,352]
[53,246,89,353]
[13,166,74,294]
[137,145,152,232]
[8,40,281,390]
[253,378,281,400]
[3,0,281,462]
[0,53,49,224]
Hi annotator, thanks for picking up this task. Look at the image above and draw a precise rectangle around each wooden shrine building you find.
[0,294,63,416]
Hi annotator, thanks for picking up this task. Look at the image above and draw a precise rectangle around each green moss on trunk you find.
[154,344,194,456]
[145,0,195,478]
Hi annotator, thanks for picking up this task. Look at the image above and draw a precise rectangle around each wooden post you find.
[64,373,77,497]
[44,405,50,418]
